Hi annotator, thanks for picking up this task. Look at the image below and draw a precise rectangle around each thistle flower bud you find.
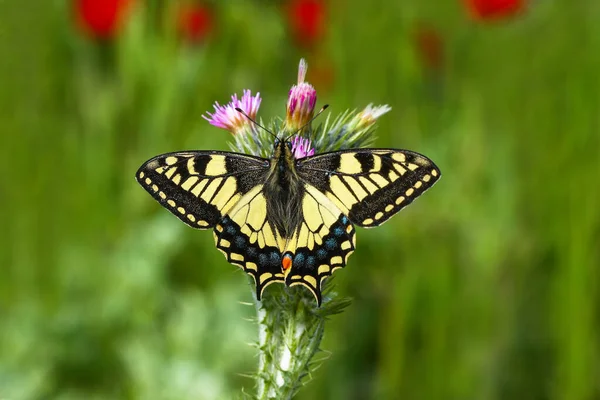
[347,103,391,131]
[286,59,317,132]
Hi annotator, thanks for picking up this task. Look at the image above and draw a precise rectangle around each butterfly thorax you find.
[264,141,304,238]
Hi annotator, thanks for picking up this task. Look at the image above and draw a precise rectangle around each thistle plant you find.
[203,59,391,399]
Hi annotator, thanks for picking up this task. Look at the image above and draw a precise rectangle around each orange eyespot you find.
[282,254,293,271]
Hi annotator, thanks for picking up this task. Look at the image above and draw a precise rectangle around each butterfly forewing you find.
[136,151,269,229]
[297,149,441,228]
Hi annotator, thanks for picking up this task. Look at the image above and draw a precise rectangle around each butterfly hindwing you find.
[136,151,269,229]
[284,184,356,305]
[213,185,286,298]
[214,182,356,305]
[297,149,441,227]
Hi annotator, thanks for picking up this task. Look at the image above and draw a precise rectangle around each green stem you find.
[253,284,350,400]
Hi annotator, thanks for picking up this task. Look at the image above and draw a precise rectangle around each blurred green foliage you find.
[1,1,599,399]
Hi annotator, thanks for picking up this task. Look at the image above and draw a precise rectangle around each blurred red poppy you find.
[177,4,213,44]
[75,0,134,39]
[414,25,444,71]
[286,0,326,49]
[465,0,524,20]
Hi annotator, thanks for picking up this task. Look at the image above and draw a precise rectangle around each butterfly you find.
[136,139,441,305]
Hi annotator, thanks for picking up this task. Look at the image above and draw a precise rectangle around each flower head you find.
[286,59,317,132]
[290,136,315,159]
[203,90,261,134]
[177,4,213,44]
[286,0,326,49]
[464,0,524,20]
[348,104,392,131]
[75,0,134,39]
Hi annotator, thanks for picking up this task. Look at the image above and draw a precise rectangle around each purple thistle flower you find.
[290,136,315,159]
[286,59,317,131]
[203,90,262,134]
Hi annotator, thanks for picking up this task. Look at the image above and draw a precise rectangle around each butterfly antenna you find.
[284,104,329,142]
[235,107,278,140]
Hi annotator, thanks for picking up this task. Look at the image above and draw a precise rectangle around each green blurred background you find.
[1,1,599,399]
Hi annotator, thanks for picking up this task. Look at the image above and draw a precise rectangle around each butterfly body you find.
[137,139,440,305]
[264,141,305,238]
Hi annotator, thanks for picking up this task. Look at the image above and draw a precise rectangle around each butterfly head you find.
[272,137,297,166]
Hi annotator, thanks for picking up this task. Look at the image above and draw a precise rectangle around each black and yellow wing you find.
[137,151,290,299]
[137,151,285,297]
[276,149,439,303]
[136,151,269,229]
[281,184,356,305]
[297,149,441,227]
[213,185,287,299]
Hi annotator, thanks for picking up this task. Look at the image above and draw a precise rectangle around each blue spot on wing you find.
[317,249,327,260]
[269,252,281,267]
[294,253,306,266]
[259,253,268,266]
[235,236,246,248]
[325,238,337,250]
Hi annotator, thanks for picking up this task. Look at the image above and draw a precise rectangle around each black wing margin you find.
[297,149,441,227]
[136,151,269,229]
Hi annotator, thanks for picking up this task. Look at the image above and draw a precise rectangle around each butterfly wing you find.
[213,185,287,299]
[214,181,358,305]
[136,151,269,229]
[282,184,356,305]
[297,149,441,227]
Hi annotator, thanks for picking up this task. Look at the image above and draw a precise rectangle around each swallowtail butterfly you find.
[136,140,440,305]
